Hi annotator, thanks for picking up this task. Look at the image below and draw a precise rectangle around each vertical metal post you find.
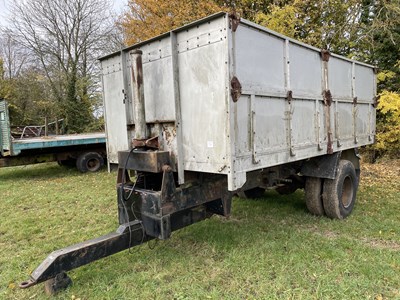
[44,116,48,137]
[55,117,59,135]
[321,50,333,154]
[284,39,295,157]
[170,32,185,184]
[250,94,259,164]
[130,50,147,140]
[351,62,358,144]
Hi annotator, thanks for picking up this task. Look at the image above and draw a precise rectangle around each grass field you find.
[0,159,399,299]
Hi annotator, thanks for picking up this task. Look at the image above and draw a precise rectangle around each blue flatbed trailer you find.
[0,99,106,172]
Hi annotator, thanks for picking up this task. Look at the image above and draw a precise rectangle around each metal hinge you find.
[228,12,240,32]
[323,89,332,106]
[321,49,331,62]
[231,76,242,102]
[286,90,293,104]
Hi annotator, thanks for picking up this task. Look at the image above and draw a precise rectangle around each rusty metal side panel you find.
[177,16,230,175]
[124,39,176,124]
[289,44,323,98]
[328,57,353,100]
[228,17,376,190]
[234,24,286,96]
[101,54,129,164]
[329,58,376,149]
[100,13,376,190]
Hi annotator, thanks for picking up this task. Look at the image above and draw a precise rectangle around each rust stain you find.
[231,76,242,102]
[323,89,332,106]
[228,12,240,32]
[321,49,331,62]
[286,90,293,104]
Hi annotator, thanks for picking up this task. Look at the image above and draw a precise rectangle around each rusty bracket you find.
[286,90,293,104]
[373,95,380,108]
[161,165,176,202]
[321,49,331,62]
[323,90,332,106]
[353,97,358,105]
[228,12,240,32]
[231,76,242,102]
[132,136,159,149]
[327,136,334,155]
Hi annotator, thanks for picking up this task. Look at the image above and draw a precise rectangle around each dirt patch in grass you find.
[360,238,400,251]
[306,226,400,251]
[361,158,400,188]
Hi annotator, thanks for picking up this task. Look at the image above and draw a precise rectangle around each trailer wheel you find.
[322,160,358,219]
[243,187,266,199]
[305,177,324,216]
[76,152,104,173]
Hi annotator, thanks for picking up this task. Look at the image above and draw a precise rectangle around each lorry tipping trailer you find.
[0,99,106,172]
[20,12,376,294]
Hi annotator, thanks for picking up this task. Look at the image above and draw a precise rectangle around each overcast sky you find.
[0,0,128,27]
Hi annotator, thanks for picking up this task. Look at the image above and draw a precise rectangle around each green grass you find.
[1,161,399,299]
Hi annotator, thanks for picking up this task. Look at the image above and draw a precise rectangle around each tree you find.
[367,0,400,158]
[253,3,300,38]
[0,30,31,80]
[368,0,400,91]
[375,88,400,158]
[119,0,222,45]
[8,0,116,132]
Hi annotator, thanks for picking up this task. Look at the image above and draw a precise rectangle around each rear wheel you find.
[76,152,104,173]
[305,177,324,216]
[322,160,358,219]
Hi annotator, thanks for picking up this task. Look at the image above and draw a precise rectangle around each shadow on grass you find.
[236,190,308,216]
[169,190,312,253]
[0,162,105,182]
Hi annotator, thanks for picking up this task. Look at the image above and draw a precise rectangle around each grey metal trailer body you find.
[20,12,376,294]
[102,12,376,190]
[0,99,106,172]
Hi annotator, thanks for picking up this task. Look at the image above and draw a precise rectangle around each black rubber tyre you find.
[243,187,266,199]
[76,152,104,173]
[322,160,358,219]
[305,177,324,216]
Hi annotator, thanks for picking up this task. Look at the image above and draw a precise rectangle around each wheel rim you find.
[87,158,100,171]
[341,176,353,208]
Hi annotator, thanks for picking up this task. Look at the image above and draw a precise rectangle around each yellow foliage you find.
[378,90,400,118]
[375,90,400,156]
[254,4,300,38]
[119,0,223,45]
[377,70,396,83]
